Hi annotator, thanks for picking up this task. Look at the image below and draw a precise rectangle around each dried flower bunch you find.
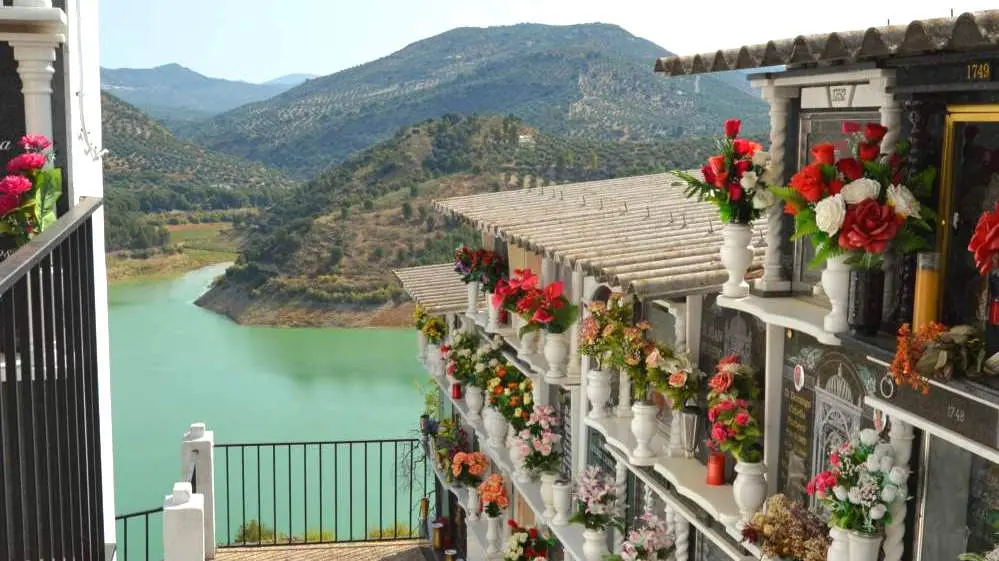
[607,513,675,561]
[504,520,556,561]
[479,473,509,517]
[569,466,623,531]
[741,494,830,561]
[890,322,999,395]
[486,363,533,429]
[512,405,561,474]
[451,451,488,487]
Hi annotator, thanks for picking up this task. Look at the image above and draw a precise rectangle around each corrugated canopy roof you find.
[654,10,999,76]
[434,173,766,299]
[393,264,475,314]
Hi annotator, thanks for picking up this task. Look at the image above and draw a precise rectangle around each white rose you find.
[752,150,770,167]
[881,485,898,504]
[889,466,909,486]
[489,359,499,367]
[833,486,848,501]
[841,178,881,204]
[752,187,777,210]
[869,503,888,520]
[865,454,881,472]
[815,194,846,235]
[475,363,485,372]
[887,184,920,218]
[848,487,863,504]
[874,443,895,459]
[739,171,758,192]
[879,455,894,472]
[859,428,880,446]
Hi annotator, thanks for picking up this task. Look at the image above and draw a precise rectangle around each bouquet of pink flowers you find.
[607,513,674,561]
[0,135,61,248]
[512,405,562,474]
[569,466,623,531]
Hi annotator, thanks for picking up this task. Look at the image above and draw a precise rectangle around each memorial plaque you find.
[0,43,24,171]
[896,59,999,89]
[777,369,815,504]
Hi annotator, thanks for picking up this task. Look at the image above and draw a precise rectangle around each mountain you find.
[179,23,768,178]
[195,114,740,326]
[264,73,318,86]
[100,63,297,122]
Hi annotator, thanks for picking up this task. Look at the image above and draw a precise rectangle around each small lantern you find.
[444,549,458,561]
[431,522,444,549]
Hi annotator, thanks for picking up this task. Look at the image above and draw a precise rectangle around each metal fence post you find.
[163,482,204,561]
[183,423,216,559]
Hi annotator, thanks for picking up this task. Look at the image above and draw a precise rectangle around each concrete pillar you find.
[11,38,57,141]
[163,482,204,561]
[763,324,785,495]
[182,423,216,559]
[883,417,914,561]
[616,369,631,418]
[567,267,584,377]
[754,84,795,294]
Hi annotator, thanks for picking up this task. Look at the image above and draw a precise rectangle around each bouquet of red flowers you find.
[774,122,935,269]
[515,280,579,335]
[454,246,508,291]
[492,268,538,311]
[0,135,62,248]
[674,119,776,224]
[707,397,762,462]
[503,521,556,561]
[969,202,999,275]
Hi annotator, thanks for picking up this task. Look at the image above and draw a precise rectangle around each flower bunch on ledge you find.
[970,202,999,275]
[607,513,674,561]
[471,336,506,388]
[648,352,701,411]
[706,355,762,463]
[445,331,481,384]
[503,520,556,561]
[486,363,533,429]
[420,315,447,345]
[479,473,508,517]
[890,322,999,394]
[493,268,538,312]
[960,544,999,561]
[0,135,62,249]
[741,494,829,561]
[434,418,469,478]
[451,451,488,487]
[516,279,579,335]
[807,428,908,535]
[579,293,635,369]
[454,246,509,291]
[569,466,623,531]
[512,405,561,474]
[413,304,428,330]
[707,355,759,403]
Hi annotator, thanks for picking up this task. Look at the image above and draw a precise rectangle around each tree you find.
[363,199,374,210]
[402,202,413,219]
[329,246,344,267]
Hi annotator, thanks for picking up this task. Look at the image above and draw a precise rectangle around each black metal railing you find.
[0,197,107,561]
[216,438,430,547]
[114,507,163,561]
[187,449,199,494]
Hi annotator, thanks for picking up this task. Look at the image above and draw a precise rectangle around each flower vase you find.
[668,409,685,458]
[483,408,507,449]
[582,528,608,561]
[466,486,480,521]
[826,527,848,561]
[509,438,531,483]
[846,531,883,561]
[848,268,885,336]
[720,223,753,298]
[543,331,570,381]
[551,481,571,526]
[676,407,699,458]
[486,293,501,333]
[586,369,612,419]
[732,461,767,522]
[822,254,851,333]
[515,316,538,354]
[540,472,557,520]
[465,385,484,421]
[417,331,428,362]
[466,282,479,317]
[629,402,658,465]
[427,346,442,377]
[485,514,502,554]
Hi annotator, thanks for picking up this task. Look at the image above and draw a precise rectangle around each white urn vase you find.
[466,486,480,521]
[486,514,502,554]
[822,253,851,333]
[540,472,558,520]
[543,331,570,381]
[483,407,507,449]
[586,369,612,419]
[509,438,532,483]
[733,461,767,522]
[582,528,608,561]
[827,527,848,561]
[630,402,659,465]
[427,345,442,377]
[514,316,538,354]
[465,385,484,421]
[466,282,479,317]
[720,223,753,298]
[417,331,428,362]
[486,293,501,333]
[552,481,572,526]
[847,531,883,561]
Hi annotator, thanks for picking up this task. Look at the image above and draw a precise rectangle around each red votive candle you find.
[706,453,726,486]
[451,382,462,399]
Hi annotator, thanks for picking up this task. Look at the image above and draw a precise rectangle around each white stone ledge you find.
[716,294,841,346]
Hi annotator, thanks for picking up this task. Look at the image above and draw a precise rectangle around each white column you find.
[684,295,703,361]
[569,386,583,477]
[763,324,785,495]
[616,370,632,417]
[883,417,914,561]
[673,507,691,561]
[10,39,58,140]
[877,74,902,316]
[567,267,584,377]
[664,300,687,353]
[182,423,216,559]
[614,459,628,549]
[163,482,205,561]
[754,83,795,294]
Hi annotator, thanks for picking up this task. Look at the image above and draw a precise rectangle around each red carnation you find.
[841,121,861,134]
[864,123,888,143]
[734,410,751,426]
[789,164,825,203]
[838,199,903,254]
[836,157,863,181]
[811,143,836,166]
[6,152,46,174]
[724,119,741,138]
[858,143,880,162]
[0,193,18,215]
[0,174,32,196]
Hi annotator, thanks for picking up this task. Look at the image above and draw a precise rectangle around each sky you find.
[99,0,999,83]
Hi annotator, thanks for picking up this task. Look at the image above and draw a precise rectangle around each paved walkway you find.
[215,540,433,561]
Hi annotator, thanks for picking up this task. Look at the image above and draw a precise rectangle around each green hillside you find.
[180,23,767,178]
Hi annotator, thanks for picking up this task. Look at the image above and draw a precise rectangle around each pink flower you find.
[710,423,728,442]
[0,175,32,196]
[19,134,51,152]
[6,152,46,174]
[0,193,19,215]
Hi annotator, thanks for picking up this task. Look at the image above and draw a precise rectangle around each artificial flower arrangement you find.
[647,351,702,410]
[622,336,665,403]
[515,279,579,335]
[970,202,999,276]
[479,473,509,517]
[606,513,675,561]
[579,292,635,369]
[773,122,935,268]
[512,405,561,474]
[446,331,482,385]
[486,363,534,429]
[741,494,830,561]
[413,303,428,331]
[890,322,999,394]
[806,428,908,536]
[472,336,507,388]
[454,245,509,291]
[706,355,760,403]
[706,355,762,463]
[0,135,62,248]
[568,466,624,531]
[421,315,447,345]
[451,451,489,487]
[434,418,469,477]
[674,119,775,224]
[503,520,556,561]
[493,268,538,313]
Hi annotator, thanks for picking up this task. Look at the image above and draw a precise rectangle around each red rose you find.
[864,123,888,143]
[828,179,843,195]
[732,139,754,157]
[714,171,729,189]
[836,157,863,181]
[708,155,726,174]
[734,411,751,426]
[701,164,717,187]
[711,423,728,443]
[708,371,733,394]
[728,185,743,201]
[528,528,538,539]
[841,121,861,134]
[783,202,799,216]
[811,143,836,165]
[724,119,741,138]
[858,142,880,162]
[734,159,752,174]
[969,202,999,275]
[838,199,903,254]
[789,164,825,203]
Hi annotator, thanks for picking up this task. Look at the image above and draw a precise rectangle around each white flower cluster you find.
[502,529,547,561]
[812,174,920,237]
[742,151,779,210]
[830,429,908,524]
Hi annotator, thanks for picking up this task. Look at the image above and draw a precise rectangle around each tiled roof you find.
[433,173,766,299]
[393,264,477,314]
[654,11,999,76]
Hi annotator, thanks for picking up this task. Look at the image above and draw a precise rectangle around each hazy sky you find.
[99,0,997,83]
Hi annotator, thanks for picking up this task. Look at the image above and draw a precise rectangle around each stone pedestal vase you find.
[417,331,428,362]
[543,331,570,381]
[486,294,501,333]
[552,481,572,526]
[720,223,753,298]
[847,531,883,561]
[826,527,848,561]
[515,316,539,354]
[582,528,608,561]
[630,402,658,464]
[848,268,885,336]
[483,408,507,449]
[586,369,612,419]
[466,282,479,317]
[732,461,767,522]
[485,514,502,554]
[466,486,480,521]
[822,254,851,333]
[465,385,484,421]
[540,472,557,520]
